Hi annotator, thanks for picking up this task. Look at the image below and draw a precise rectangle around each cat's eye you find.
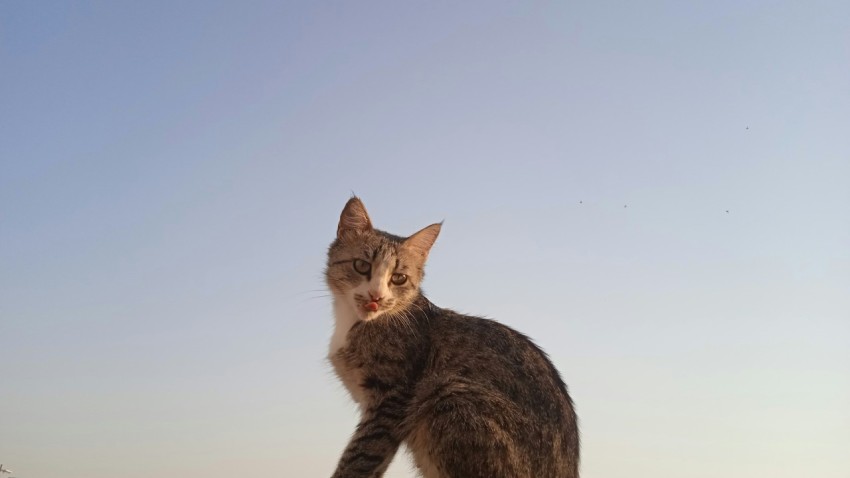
[391,273,407,285]
[353,259,371,275]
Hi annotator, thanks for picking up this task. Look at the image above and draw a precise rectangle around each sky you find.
[1,1,848,477]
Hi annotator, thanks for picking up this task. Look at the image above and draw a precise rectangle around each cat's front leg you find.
[331,395,407,478]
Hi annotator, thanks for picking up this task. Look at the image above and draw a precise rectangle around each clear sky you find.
[1,1,848,477]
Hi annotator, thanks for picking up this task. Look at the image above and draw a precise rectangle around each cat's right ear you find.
[337,197,373,239]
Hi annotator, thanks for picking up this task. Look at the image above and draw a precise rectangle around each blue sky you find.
[1,1,848,477]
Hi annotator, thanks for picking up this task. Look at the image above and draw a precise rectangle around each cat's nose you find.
[368,291,383,302]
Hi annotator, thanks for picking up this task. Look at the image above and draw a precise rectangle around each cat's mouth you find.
[353,295,390,320]
[360,300,385,320]
[357,300,387,321]
[364,301,380,312]
[351,293,399,321]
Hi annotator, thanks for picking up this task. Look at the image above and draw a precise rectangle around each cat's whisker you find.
[297,294,331,303]
[287,289,331,300]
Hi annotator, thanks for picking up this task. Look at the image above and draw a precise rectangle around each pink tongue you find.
[365,302,379,312]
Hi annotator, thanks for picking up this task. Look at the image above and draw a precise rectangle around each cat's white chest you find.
[329,300,367,406]
[329,299,358,356]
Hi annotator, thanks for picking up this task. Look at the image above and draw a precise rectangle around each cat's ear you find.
[337,197,373,238]
[403,222,442,260]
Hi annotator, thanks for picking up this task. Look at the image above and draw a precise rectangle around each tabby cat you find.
[326,197,579,478]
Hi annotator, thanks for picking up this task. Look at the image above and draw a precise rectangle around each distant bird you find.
[726,210,729,213]
[579,200,583,204]
[624,205,628,208]
[746,126,749,130]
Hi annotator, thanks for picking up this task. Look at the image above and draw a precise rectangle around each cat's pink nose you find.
[368,291,383,302]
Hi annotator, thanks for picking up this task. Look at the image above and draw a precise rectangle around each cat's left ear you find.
[403,222,442,260]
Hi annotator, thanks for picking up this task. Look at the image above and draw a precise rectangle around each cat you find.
[326,197,579,478]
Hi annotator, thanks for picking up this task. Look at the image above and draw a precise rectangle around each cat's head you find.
[326,197,441,322]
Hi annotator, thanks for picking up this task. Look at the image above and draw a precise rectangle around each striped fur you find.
[326,197,579,478]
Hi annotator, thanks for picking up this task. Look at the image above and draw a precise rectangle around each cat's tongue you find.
[365,301,379,312]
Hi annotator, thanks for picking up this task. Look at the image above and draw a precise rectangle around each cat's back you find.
[407,307,579,478]
[425,307,574,418]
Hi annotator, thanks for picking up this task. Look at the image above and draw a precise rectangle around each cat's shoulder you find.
[426,304,529,339]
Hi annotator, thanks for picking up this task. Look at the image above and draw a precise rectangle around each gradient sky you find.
[1,1,849,477]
